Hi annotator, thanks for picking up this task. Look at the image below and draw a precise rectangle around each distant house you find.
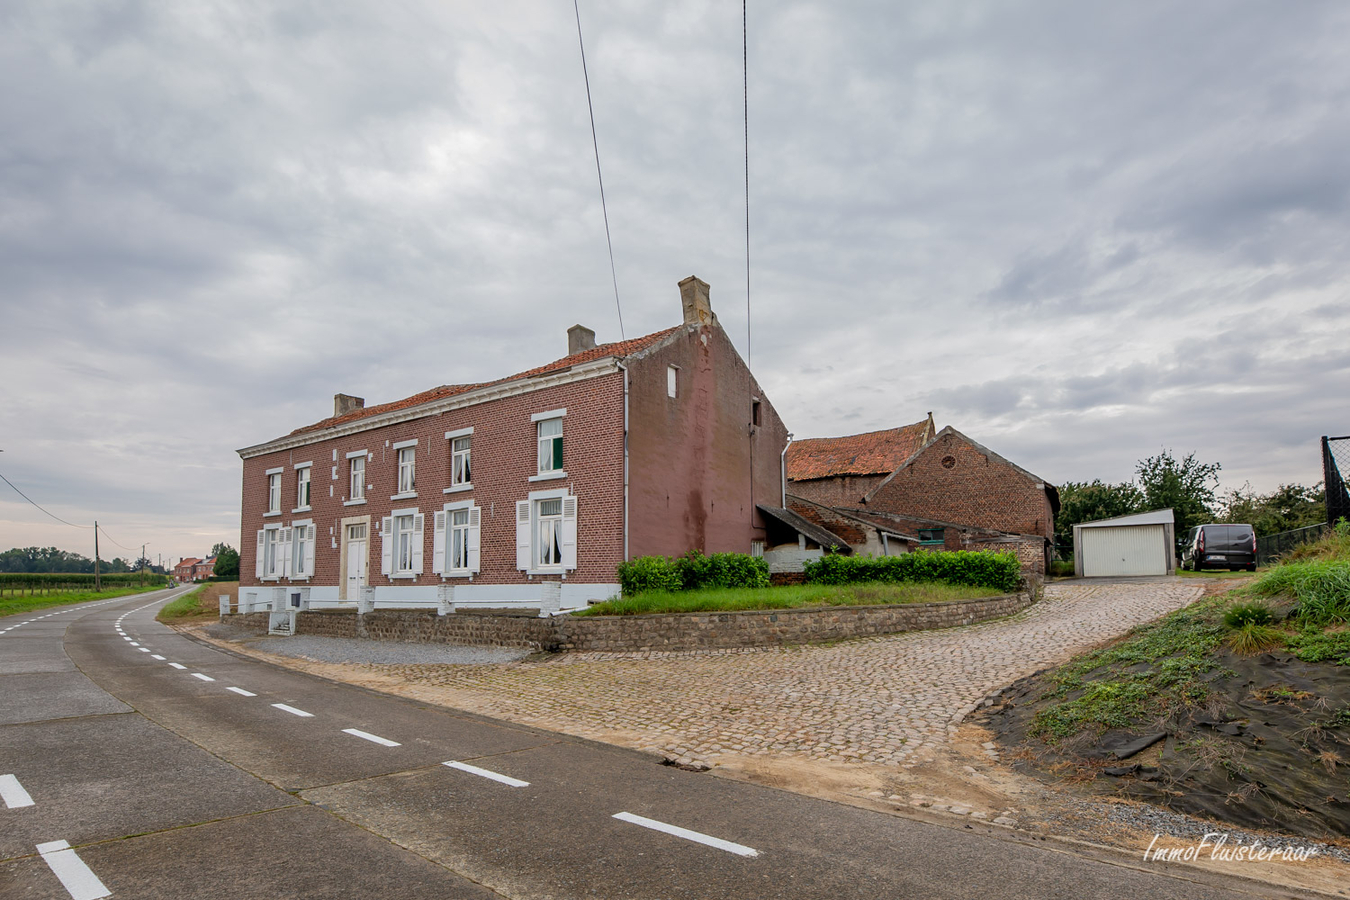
[193,557,217,581]
[786,421,1059,574]
[173,557,201,582]
[785,415,935,507]
[235,277,789,615]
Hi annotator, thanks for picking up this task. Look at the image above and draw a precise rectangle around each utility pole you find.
[94,520,102,593]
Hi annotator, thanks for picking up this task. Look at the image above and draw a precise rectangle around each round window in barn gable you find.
[941,455,956,469]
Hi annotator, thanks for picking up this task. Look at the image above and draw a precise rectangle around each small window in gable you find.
[667,365,679,398]
[751,398,761,427]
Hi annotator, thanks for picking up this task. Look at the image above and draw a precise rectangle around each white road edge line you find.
[442,760,529,787]
[272,703,314,718]
[36,839,112,900]
[191,673,215,681]
[612,812,759,858]
[226,687,256,697]
[0,773,36,809]
[343,728,401,747]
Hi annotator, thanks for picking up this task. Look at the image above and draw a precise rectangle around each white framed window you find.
[290,520,315,579]
[394,444,416,497]
[256,524,288,580]
[294,464,312,511]
[515,489,577,574]
[380,507,424,578]
[667,365,679,398]
[266,468,283,515]
[347,451,366,503]
[536,417,563,476]
[433,500,481,576]
[446,427,473,492]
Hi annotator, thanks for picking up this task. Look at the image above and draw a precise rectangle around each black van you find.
[1180,524,1257,572]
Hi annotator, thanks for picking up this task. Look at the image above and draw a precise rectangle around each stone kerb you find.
[219,589,1036,653]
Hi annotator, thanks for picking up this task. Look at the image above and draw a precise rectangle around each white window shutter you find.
[561,496,578,571]
[280,527,293,577]
[304,525,316,576]
[467,506,482,573]
[380,516,393,576]
[515,500,532,570]
[255,530,265,579]
[432,511,446,575]
[412,513,425,574]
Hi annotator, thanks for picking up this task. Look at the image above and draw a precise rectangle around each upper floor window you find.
[394,442,416,496]
[537,417,562,474]
[451,436,471,487]
[295,465,311,510]
[267,471,282,514]
[667,365,679,398]
[348,453,365,501]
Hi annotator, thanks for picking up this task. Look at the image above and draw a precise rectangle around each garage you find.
[1072,509,1176,578]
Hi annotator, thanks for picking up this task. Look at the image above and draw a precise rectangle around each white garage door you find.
[1081,525,1167,577]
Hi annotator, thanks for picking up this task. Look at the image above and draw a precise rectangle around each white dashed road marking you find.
[168,663,187,670]
[0,773,36,809]
[138,648,151,653]
[612,812,759,858]
[226,687,256,697]
[151,655,165,660]
[191,673,215,682]
[36,840,112,900]
[272,704,314,718]
[442,761,529,788]
[342,728,401,747]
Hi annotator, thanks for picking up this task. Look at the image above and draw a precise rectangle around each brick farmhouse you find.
[236,278,789,614]
[786,423,1060,574]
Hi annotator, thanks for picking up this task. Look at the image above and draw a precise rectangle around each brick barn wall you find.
[626,323,789,558]
[866,431,1054,540]
[786,474,885,508]
[239,373,626,591]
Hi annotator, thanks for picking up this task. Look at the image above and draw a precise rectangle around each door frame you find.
[339,514,372,601]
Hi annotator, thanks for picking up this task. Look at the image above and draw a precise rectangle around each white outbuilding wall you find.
[1072,509,1176,577]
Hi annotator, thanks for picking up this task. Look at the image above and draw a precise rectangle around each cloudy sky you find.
[3,1,1348,563]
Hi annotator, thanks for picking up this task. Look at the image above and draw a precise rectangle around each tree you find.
[1135,449,1222,541]
[1220,482,1325,536]
[1053,480,1144,555]
[213,546,240,580]
[209,542,232,558]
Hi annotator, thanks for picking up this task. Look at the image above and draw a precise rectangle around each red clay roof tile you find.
[288,326,681,437]
[786,419,932,481]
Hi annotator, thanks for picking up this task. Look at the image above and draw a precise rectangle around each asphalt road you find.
[0,588,1309,899]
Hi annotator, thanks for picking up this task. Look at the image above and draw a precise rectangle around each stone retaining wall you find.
[222,587,1037,653]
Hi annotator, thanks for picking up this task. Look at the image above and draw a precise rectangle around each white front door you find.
[346,523,368,599]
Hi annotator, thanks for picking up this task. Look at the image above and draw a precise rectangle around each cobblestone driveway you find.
[350,582,1202,769]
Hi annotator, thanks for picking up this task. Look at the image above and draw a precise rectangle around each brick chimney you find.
[334,393,365,417]
[679,276,714,326]
[567,324,596,356]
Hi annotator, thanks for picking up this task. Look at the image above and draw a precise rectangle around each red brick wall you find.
[626,323,789,557]
[786,474,885,508]
[865,431,1054,539]
[239,373,626,589]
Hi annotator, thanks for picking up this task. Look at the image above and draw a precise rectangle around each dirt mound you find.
[989,647,1350,839]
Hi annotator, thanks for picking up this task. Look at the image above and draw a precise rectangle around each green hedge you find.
[0,572,168,594]
[618,550,770,596]
[803,550,1021,593]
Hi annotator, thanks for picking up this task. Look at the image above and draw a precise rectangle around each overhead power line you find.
[0,469,92,530]
[572,0,625,340]
[97,523,136,553]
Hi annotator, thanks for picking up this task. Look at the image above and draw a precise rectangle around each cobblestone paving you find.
[353,582,1203,768]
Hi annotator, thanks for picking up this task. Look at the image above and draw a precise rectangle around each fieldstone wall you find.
[222,587,1038,653]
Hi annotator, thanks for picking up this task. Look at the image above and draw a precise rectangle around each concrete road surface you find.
[0,589,1310,899]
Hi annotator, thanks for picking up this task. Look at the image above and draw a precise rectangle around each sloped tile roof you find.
[785,418,932,481]
[289,327,681,437]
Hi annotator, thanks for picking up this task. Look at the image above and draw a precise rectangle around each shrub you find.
[618,551,768,596]
[1223,601,1275,629]
[1250,559,1350,626]
[1227,623,1285,655]
[802,550,1021,593]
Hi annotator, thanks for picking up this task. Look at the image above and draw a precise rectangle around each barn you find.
[1072,509,1177,578]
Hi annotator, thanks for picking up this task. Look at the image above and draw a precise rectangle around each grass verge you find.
[0,583,171,619]
[158,582,237,622]
[575,580,1005,616]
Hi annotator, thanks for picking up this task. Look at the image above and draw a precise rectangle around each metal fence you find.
[1256,522,1329,565]
[1324,435,1350,525]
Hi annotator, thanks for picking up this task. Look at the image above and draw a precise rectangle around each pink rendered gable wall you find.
[626,323,788,558]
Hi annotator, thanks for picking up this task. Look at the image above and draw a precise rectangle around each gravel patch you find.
[202,626,530,666]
